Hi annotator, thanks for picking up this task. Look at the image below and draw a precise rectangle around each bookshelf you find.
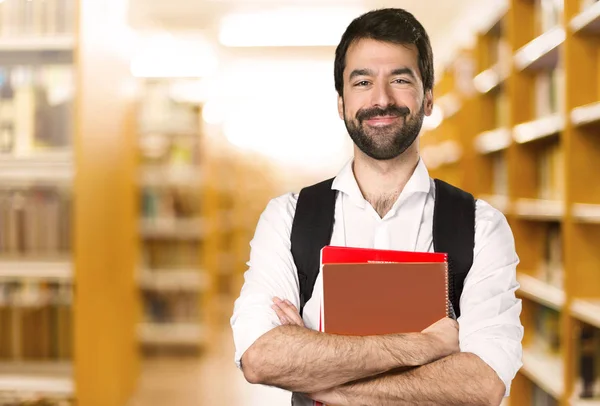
[420,63,471,190]
[0,0,142,405]
[0,362,73,404]
[0,0,78,403]
[199,141,269,324]
[0,149,73,186]
[522,347,565,400]
[0,37,75,52]
[0,260,72,280]
[518,272,566,310]
[135,77,215,354]
[422,0,600,404]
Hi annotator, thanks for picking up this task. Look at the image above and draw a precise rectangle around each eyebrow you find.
[348,68,374,80]
[348,67,417,81]
[391,68,417,80]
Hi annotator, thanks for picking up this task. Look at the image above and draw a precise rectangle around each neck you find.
[352,142,420,218]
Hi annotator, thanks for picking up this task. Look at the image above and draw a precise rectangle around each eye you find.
[354,80,370,87]
[393,78,410,84]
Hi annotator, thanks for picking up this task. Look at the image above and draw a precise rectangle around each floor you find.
[129,324,293,406]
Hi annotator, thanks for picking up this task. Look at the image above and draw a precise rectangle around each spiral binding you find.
[447,256,455,319]
[445,258,450,317]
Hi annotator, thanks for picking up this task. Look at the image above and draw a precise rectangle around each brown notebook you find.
[321,262,448,335]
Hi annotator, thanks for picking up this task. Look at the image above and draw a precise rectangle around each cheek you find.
[393,88,422,110]
[342,99,360,119]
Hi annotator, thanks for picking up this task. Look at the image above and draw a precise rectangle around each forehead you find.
[344,38,420,75]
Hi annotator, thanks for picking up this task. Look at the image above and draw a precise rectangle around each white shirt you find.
[230,158,524,405]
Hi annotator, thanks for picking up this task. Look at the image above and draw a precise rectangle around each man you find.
[230,8,523,406]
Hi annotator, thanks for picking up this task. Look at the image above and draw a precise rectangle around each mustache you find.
[356,105,410,122]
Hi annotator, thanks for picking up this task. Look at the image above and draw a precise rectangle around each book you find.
[0,0,75,38]
[319,246,449,336]
[0,280,72,362]
[0,186,71,258]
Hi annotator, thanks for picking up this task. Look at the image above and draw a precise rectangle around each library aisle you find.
[129,321,292,406]
[2,0,600,405]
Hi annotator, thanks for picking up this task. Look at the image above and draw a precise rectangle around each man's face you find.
[338,38,433,160]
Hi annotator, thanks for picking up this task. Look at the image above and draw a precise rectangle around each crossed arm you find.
[311,353,503,406]
[240,298,505,406]
[233,197,522,406]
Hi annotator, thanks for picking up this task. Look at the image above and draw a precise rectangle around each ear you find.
[423,90,433,116]
[337,95,344,120]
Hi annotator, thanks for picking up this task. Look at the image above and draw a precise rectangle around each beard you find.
[343,102,425,160]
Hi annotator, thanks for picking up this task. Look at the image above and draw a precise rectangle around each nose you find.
[370,81,394,108]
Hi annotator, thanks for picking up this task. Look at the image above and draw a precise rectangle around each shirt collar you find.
[331,156,431,209]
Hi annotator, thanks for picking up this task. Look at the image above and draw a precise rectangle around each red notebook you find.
[320,245,447,264]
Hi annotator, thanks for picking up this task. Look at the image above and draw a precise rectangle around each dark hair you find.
[334,8,434,97]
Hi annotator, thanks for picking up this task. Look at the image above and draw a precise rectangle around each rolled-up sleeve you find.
[230,193,300,369]
[458,200,524,397]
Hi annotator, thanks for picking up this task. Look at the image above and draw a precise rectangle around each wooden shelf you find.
[435,93,462,119]
[474,128,512,154]
[140,217,206,240]
[0,36,75,52]
[513,114,564,144]
[137,323,205,346]
[571,399,600,406]
[138,269,210,292]
[477,0,508,35]
[570,2,600,34]
[473,66,506,94]
[140,165,203,187]
[479,194,511,214]
[138,126,199,138]
[517,273,565,310]
[521,348,564,399]
[0,261,72,281]
[514,27,565,71]
[421,140,462,169]
[0,149,74,186]
[571,101,600,127]
[571,298,600,328]
[0,362,73,398]
[513,199,564,221]
[572,203,600,223]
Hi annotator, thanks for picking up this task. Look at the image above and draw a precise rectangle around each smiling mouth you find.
[364,116,401,126]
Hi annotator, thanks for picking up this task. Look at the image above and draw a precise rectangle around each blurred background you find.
[0,0,599,405]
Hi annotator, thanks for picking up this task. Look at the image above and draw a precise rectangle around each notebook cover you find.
[321,245,447,264]
[322,262,448,335]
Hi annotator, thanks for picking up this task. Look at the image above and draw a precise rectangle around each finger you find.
[273,297,303,326]
[444,317,459,329]
[273,297,302,323]
[280,299,304,326]
[283,299,299,312]
[272,304,290,325]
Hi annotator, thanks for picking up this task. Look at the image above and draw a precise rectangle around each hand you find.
[272,297,305,327]
[421,317,460,361]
